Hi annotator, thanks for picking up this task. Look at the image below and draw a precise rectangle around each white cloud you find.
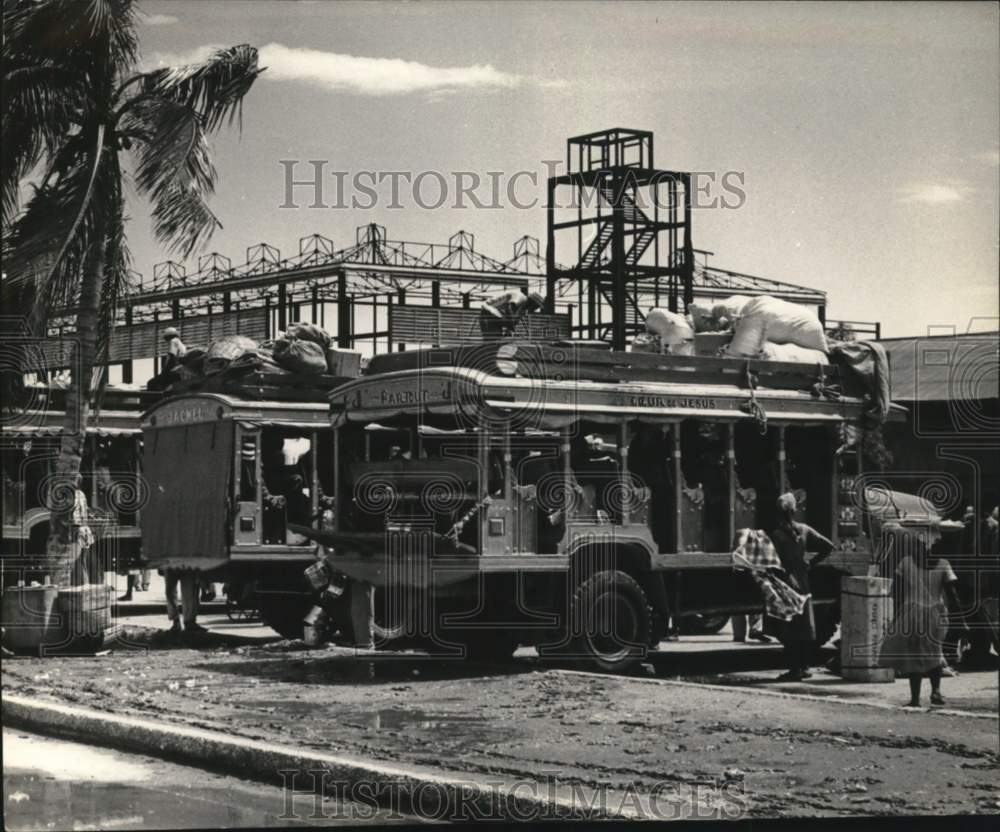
[141,13,179,26]
[145,42,567,96]
[145,45,224,69]
[897,182,973,204]
[257,42,554,95]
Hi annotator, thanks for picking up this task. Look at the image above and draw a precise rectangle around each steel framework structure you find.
[47,224,547,378]
[546,129,828,349]
[37,129,860,382]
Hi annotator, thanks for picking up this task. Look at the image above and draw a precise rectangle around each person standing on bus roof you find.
[161,327,187,372]
[769,492,834,681]
[478,290,545,340]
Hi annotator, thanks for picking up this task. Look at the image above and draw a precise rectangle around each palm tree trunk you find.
[47,217,106,588]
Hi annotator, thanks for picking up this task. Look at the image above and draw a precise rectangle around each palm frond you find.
[148,180,222,259]
[3,132,111,333]
[4,0,137,69]
[118,94,223,257]
[121,96,217,198]
[134,44,261,133]
[1,60,88,223]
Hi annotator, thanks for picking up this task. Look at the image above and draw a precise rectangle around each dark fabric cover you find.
[142,422,233,567]
[286,322,332,349]
[828,340,891,425]
[273,338,327,375]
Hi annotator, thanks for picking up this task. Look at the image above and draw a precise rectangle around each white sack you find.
[727,296,828,355]
[710,294,751,324]
[665,340,695,356]
[758,342,828,364]
[645,308,695,345]
[688,302,718,333]
[630,332,662,354]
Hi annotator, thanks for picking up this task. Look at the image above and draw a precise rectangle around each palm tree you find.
[2,0,261,586]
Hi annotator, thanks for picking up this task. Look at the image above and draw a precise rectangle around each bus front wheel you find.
[571,570,652,673]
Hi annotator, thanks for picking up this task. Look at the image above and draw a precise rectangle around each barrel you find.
[57,584,114,638]
[840,575,894,682]
[1,585,61,652]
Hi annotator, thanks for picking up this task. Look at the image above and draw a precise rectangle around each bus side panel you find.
[142,421,234,570]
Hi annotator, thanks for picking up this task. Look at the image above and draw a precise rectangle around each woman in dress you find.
[879,526,964,707]
[769,493,834,681]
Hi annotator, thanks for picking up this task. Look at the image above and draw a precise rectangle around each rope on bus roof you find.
[740,362,768,435]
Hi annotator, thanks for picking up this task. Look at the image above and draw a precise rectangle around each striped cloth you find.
[731,528,781,570]
[754,572,810,621]
[731,527,810,621]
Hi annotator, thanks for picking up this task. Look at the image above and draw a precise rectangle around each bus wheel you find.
[372,586,408,643]
[258,592,316,641]
[571,570,652,673]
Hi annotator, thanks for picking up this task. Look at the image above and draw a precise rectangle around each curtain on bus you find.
[142,421,233,568]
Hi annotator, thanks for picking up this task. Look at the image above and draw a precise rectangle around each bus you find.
[2,386,152,589]
[304,344,903,670]
[139,393,338,638]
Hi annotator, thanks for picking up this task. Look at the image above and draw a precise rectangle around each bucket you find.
[304,560,332,592]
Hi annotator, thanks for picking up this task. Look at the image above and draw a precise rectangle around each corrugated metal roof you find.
[0,409,141,437]
[880,333,999,402]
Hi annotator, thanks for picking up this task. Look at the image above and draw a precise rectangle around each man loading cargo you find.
[479,290,546,339]
[161,327,187,372]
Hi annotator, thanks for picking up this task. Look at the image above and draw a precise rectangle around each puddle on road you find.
[343,707,490,733]
[3,772,307,830]
[202,655,532,687]
[238,700,496,737]
[3,730,417,830]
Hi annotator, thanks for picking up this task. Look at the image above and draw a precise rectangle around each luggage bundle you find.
[632,308,695,355]
[664,294,829,364]
[161,322,362,399]
[632,295,828,364]
[725,295,828,360]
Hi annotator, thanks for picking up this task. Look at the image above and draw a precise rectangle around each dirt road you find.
[3,630,998,820]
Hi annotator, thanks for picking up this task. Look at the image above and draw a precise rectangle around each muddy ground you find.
[3,628,998,820]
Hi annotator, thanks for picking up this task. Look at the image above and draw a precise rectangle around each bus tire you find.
[372,586,408,643]
[571,569,652,673]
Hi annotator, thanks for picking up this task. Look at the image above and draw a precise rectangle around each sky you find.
[125,0,999,339]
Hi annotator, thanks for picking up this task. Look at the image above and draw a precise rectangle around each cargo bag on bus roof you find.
[758,342,828,364]
[286,322,332,349]
[828,340,891,425]
[142,420,234,568]
[272,337,327,375]
[726,295,828,356]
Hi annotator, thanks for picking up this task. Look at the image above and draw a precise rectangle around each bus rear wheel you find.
[571,570,652,673]
[372,586,409,643]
